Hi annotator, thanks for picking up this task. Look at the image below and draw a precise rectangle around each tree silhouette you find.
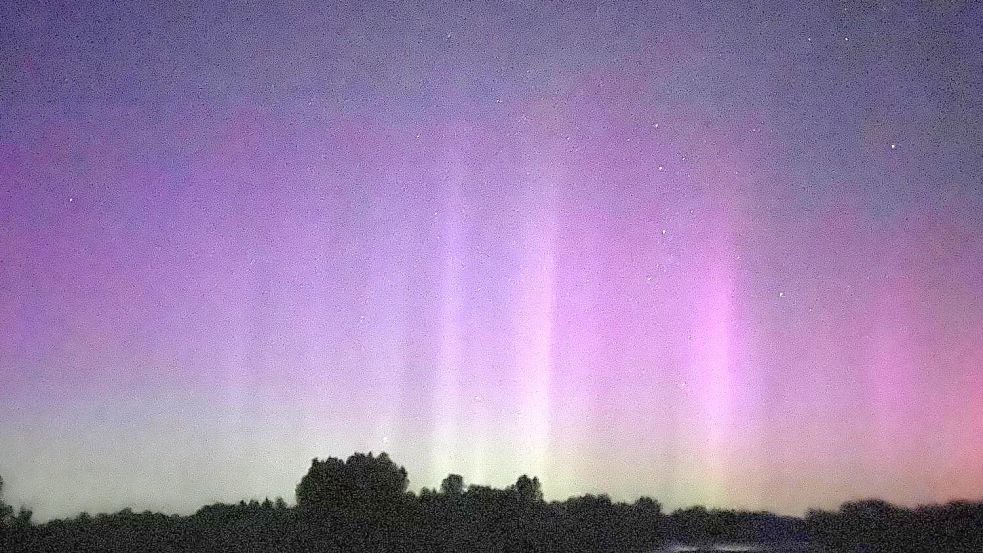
[0,475,13,527]
[512,474,543,503]
[2,452,982,552]
[631,496,664,545]
[11,507,31,529]
[296,452,409,513]
[440,474,464,496]
[672,505,713,544]
[294,450,414,553]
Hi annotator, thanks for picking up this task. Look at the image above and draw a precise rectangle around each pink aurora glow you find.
[1,1,981,523]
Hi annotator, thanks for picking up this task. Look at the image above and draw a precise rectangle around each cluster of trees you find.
[2,452,981,552]
[806,499,983,552]
[0,475,32,533]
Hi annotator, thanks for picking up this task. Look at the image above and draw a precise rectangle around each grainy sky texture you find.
[1,0,982,521]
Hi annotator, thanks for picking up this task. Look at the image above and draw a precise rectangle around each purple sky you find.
[1,1,982,521]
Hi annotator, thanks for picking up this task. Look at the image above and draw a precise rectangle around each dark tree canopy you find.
[513,474,543,503]
[296,451,409,514]
[2,454,982,553]
[0,475,12,527]
[440,474,464,496]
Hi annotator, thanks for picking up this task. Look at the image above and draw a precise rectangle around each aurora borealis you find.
[1,1,982,522]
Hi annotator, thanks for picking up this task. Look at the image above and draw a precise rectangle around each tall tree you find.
[513,475,543,503]
[296,452,409,515]
[440,474,464,496]
[0,475,13,527]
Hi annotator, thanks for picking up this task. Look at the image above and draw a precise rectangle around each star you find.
[890,143,897,149]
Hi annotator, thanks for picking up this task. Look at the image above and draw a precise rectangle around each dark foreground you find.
[652,543,833,552]
[2,453,981,552]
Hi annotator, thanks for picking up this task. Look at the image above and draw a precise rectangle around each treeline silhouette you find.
[1,452,981,552]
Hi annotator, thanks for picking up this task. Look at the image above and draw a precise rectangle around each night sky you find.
[1,1,982,522]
